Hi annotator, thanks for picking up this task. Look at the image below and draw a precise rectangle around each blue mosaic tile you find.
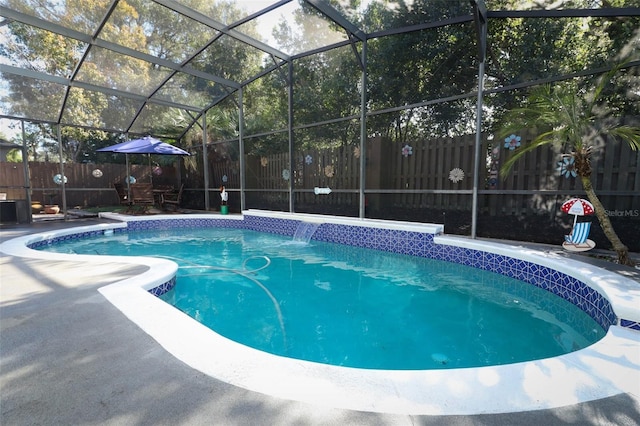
[545,281,561,294]
[539,267,551,280]
[539,266,555,281]
[549,270,564,284]
[528,262,544,278]
[527,275,545,289]
[620,319,640,331]
[126,217,244,232]
[244,215,290,234]
[483,252,497,266]
[538,277,552,290]
[429,248,445,261]
[469,250,484,268]
[515,267,529,282]
[27,229,110,248]
[147,276,176,296]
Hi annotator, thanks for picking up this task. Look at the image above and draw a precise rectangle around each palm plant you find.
[498,65,640,266]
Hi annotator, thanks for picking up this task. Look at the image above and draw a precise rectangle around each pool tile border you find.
[621,319,640,331]
[30,211,637,332]
[147,276,176,297]
[27,228,125,249]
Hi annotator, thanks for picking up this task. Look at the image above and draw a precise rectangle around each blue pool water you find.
[40,227,605,370]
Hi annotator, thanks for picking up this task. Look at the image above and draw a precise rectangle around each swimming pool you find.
[37,226,606,371]
[2,209,639,415]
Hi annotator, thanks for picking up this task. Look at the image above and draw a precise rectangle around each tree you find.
[365,1,479,141]
[498,64,640,266]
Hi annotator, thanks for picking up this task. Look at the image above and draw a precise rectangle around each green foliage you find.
[483,1,639,128]
[497,64,640,178]
[243,71,288,138]
[2,0,639,158]
[495,60,639,264]
[366,2,478,140]
[5,148,22,162]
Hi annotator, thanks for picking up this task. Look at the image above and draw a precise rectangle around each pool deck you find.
[1,217,639,425]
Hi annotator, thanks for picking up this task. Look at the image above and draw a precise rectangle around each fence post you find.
[366,136,393,212]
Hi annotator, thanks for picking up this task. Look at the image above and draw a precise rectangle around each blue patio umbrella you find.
[97,136,190,196]
[97,136,190,156]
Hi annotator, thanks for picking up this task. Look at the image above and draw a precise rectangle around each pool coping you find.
[1,212,638,415]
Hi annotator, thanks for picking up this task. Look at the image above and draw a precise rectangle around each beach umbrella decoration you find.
[561,197,594,226]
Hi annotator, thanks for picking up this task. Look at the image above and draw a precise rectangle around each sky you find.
[0,118,21,142]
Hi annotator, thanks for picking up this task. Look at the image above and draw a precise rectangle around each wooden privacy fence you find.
[482,130,640,215]
[1,131,637,215]
[237,132,638,214]
[0,161,179,208]
[242,146,361,205]
[0,162,25,201]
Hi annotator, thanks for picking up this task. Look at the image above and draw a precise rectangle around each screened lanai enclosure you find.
[1,0,639,252]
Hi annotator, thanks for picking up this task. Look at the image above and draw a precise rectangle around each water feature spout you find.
[293,221,321,243]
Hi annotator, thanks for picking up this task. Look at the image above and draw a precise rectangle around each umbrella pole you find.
[573,214,578,228]
[126,154,131,201]
[148,153,153,185]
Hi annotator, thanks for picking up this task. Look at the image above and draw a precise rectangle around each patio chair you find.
[161,184,184,211]
[562,221,595,252]
[130,183,155,214]
[113,183,132,212]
